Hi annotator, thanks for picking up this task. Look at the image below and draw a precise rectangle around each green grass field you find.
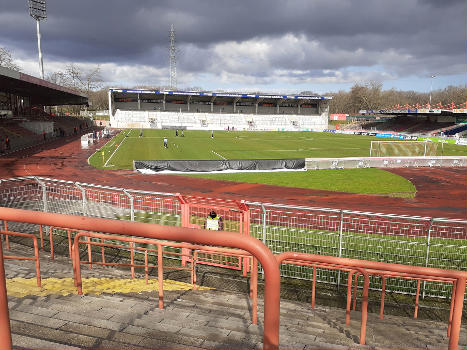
[185,168,416,197]
[90,129,466,169]
[88,129,464,197]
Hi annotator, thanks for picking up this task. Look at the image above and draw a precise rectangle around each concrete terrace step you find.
[3,241,465,350]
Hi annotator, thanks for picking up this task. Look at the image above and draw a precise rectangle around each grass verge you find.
[184,168,417,198]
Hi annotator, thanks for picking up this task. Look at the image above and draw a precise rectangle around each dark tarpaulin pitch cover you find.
[134,159,305,172]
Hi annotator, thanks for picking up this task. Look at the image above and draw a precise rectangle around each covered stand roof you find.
[110,88,332,104]
[0,66,88,106]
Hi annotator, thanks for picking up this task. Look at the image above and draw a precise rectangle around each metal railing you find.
[1,208,465,350]
[0,176,466,298]
[0,207,280,350]
[276,252,466,350]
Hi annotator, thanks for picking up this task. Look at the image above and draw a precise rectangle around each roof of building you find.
[0,66,88,106]
[110,88,332,101]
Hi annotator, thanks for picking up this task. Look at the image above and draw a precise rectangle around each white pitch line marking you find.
[211,150,227,160]
[104,131,129,167]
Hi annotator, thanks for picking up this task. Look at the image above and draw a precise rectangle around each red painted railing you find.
[0,207,281,350]
[1,207,466,350]
[177,193,251,274]
[0,229,41,288]
[276,252,466,350]
[70,230,258,322]
[276,256,370,344]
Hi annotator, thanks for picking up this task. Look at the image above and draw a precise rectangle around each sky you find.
[1,0,466,94]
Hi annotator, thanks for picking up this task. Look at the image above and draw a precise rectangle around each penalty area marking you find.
[104,130,130,167]
[211,150,227,160]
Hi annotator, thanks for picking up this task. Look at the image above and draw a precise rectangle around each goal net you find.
[370,141,438,157]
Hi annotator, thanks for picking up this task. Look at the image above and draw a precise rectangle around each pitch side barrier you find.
[0,207,280,350]
[0,177,466,298]
[305,156,467,170]
[134,158,305,173]
[246,201,467,298]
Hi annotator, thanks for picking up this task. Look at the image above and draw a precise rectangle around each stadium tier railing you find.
[0,222,41,287]
[0,207,280,350]
[1,208,465,350]
[0,176,466,299]
[69,230,258,323]
[276,254,370,344]
[276,252,466,350]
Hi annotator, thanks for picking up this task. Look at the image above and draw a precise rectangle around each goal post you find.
[370,140,438,157]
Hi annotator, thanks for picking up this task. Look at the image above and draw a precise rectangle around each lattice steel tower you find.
[169,24,177,90]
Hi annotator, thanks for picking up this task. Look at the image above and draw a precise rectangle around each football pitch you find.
[90,129,465,169]
[88,129,464,196]
[90,129,381,169]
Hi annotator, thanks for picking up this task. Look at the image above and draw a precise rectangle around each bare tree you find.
[327,90,352,114]
[348,81,382,113]
[0,47,21,71]
[87,88,109,110]
[65,63,103,95]
[46,64,102,94]
[330,84,467,113]
[46,71,70,86]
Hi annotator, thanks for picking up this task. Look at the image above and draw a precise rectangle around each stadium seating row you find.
[0,113,94,154]
[111,110,328,131]
[340,116,458,136]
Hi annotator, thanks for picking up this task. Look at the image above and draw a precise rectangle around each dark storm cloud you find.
[0,0,465,86]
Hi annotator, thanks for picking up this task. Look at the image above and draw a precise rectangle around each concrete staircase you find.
[3,242,466,350]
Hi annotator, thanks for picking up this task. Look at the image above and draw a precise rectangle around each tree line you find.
[323,82,467,115]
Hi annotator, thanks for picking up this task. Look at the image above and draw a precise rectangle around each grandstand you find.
[341,115,465,136]
[349,107,467,137]
[109,89,331,131]
[0,66,90,153]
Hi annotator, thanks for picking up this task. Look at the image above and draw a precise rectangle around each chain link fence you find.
[0,176,465,298]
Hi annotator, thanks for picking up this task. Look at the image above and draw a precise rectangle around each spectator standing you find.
[204,210,223,231]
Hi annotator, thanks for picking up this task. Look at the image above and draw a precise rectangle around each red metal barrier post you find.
[0,229,42,287]
[0,237,13,350]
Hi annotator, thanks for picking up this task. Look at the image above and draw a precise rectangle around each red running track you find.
[0,136,465,219]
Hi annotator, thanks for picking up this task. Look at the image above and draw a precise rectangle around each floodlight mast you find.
[28,0,47,79]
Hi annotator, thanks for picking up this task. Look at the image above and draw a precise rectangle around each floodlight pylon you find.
[28,0,47,79]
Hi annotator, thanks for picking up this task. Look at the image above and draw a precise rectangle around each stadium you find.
[0,3,467,348]
[1,64,466,350]
[109,89,331,131]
